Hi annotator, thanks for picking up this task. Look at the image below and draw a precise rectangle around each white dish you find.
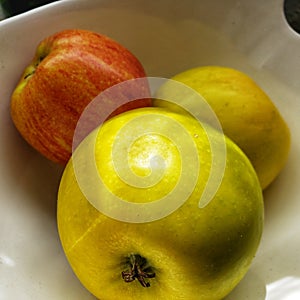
[0,0,299,299]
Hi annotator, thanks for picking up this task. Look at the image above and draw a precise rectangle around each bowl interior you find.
[0,0,300,299]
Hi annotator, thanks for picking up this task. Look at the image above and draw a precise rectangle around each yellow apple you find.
[57,107,263,299]
[154,66,291,190]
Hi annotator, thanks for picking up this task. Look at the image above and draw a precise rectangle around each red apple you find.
[10,29,151,164]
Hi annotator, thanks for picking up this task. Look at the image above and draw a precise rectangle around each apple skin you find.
[10,29,151,164]
[154,66,290,190]
[57,107,264,300]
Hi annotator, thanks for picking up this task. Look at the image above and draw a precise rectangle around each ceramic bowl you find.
[0,0,299,299]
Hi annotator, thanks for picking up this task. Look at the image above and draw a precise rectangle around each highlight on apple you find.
[72,77,227,223]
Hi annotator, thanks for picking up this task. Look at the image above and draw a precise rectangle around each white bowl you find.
[0,0,299,299]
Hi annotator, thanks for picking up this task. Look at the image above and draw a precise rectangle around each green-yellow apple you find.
[57,107,264,300]
[10,29,151,164]
[154,66,290,190]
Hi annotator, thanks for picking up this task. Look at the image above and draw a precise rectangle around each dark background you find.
[0,0,59,18]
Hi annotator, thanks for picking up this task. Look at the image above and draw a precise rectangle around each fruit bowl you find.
[0,0,299,299]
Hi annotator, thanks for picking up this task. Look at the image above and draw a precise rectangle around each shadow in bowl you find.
[0,117,64,217]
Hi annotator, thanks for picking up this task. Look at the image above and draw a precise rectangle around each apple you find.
[10,29,151,164]
[57,107,264,299]
[154,66,291,190]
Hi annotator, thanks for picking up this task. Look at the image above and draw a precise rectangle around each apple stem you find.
[121,254,155,288]
[24,72,34,80]
[24,55,47,80]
